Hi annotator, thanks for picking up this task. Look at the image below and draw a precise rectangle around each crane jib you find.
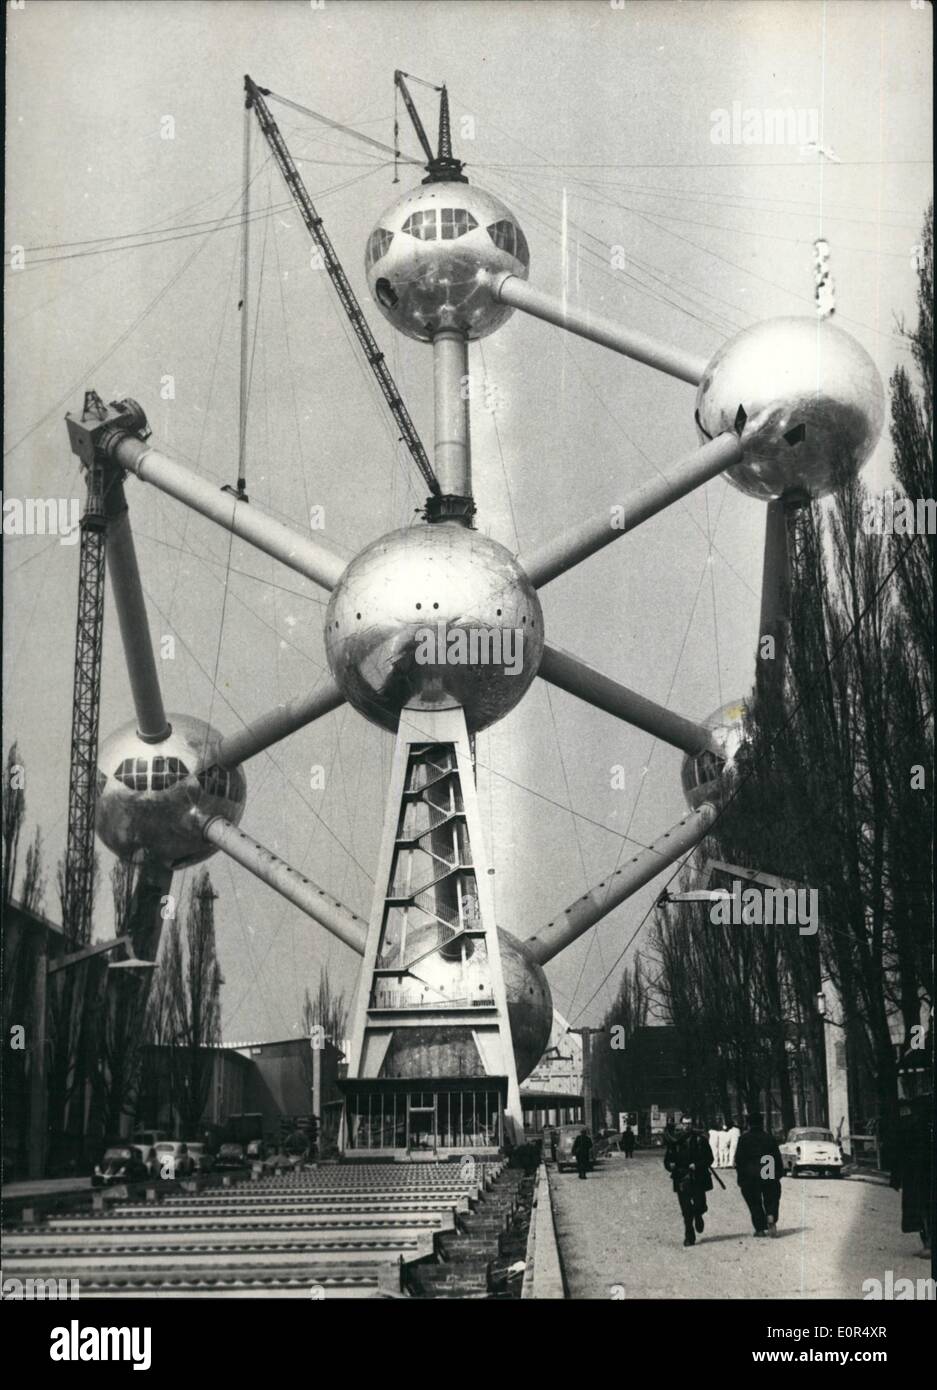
[245,77,440,497]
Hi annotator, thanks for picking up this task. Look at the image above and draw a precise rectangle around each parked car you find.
[214,1141,248,1171]
[186,1142,213,1174]
[152,1141,195,1179]
[555,1125,596,1173]
[780,1127,844,1178]
[92,1144,152,1188]
[132,1129,168,1149]
[246,1139,267,1163]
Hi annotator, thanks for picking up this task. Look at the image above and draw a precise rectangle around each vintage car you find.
[780,1127,844,1177]
[186,1142,213,1174]
[214,1141,248,1171]
[152,1141,195,1179]
[555,1125,597,1173]
[91,1144,153,1188]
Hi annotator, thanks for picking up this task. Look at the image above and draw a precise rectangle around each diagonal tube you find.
[103,478,171,742]
[538,643,720,756]
[199,815,368,954]
[525,801,717,965]
[109,435,346,592]
[521,432,743,588]
[490,272,709,385]
[212,678,345,769]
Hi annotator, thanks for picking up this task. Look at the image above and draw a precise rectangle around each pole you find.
[490,272,709,385]
[569,1027,604,1132]
[432,330,471,502]
[104,482,170,742]
[109,434,346,592]
[212,678,345,769]
[538,643,721,756]
[236,95,251,498]
[525,802,717,965]
[199,815,368,954]
[522,432,743,588]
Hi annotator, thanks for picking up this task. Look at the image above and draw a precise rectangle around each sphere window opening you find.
[486,219,529,267]
[402,209,438,241]
[366,228,394,269]
[439,208,479,240]
[114,757,149,792]
[150,756,190,792]
[197,765,244,802]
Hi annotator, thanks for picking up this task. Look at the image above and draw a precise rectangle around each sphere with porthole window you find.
[365,182,530,341]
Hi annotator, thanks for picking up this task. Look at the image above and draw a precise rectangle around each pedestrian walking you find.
[735,1111,784,1237]
[620,1125,636,1158]
[708,1122,722,1168]
[726,1118,740,1169]
[715,1120,731,1167]
[572,1127,593,1179]
[664,1115,715,1247]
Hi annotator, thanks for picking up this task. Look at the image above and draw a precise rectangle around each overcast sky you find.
[3,0,932,1042]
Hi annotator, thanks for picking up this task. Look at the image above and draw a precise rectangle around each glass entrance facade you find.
[346,1087,503,1152]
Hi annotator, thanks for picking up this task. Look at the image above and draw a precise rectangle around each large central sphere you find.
[325,524,544,733]
[365,180,530,341]
[96,714,247,869]
[695,317,884,502]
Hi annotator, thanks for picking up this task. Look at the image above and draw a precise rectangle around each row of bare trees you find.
[600,205,933,1147]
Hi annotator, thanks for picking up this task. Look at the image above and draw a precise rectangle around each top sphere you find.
[96,714,247,869]
[365,181,529,341]
[694,317,884,502]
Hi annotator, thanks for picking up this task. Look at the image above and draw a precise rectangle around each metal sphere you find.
[376,929,553,1084]
[694,317,885,502]
[365,181,530,342]
[324,523,544,734]
[96,714,247,869]
[681,698,749,810]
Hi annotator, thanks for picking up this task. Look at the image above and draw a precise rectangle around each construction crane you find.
[394,71,467,184]
[393,69,439,166]
[244,74,440,502]
[63,392,111,946]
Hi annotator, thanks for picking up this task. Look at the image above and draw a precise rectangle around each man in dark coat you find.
[572,1127,593,1179]
[735,1111,785,1237]
[620,1125,636,1158]
[664,1116,714,1246]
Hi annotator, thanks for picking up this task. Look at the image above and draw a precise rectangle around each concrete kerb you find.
[521,1164,566,1299]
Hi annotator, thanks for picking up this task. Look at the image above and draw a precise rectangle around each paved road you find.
[549,1150,927,1299]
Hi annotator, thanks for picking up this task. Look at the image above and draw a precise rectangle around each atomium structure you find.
[64,78,884,1152]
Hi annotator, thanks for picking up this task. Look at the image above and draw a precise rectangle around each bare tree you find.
[163,871,223,1137]
[2,741,26,904]
[20,827,46,916]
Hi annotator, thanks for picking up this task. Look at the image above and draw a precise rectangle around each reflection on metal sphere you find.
[365,181,529,342]
[96,714,247,869]
[695,317,884,501]
[324,523,544,734]
[377,929,553,1084]
[681,699,749,810]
